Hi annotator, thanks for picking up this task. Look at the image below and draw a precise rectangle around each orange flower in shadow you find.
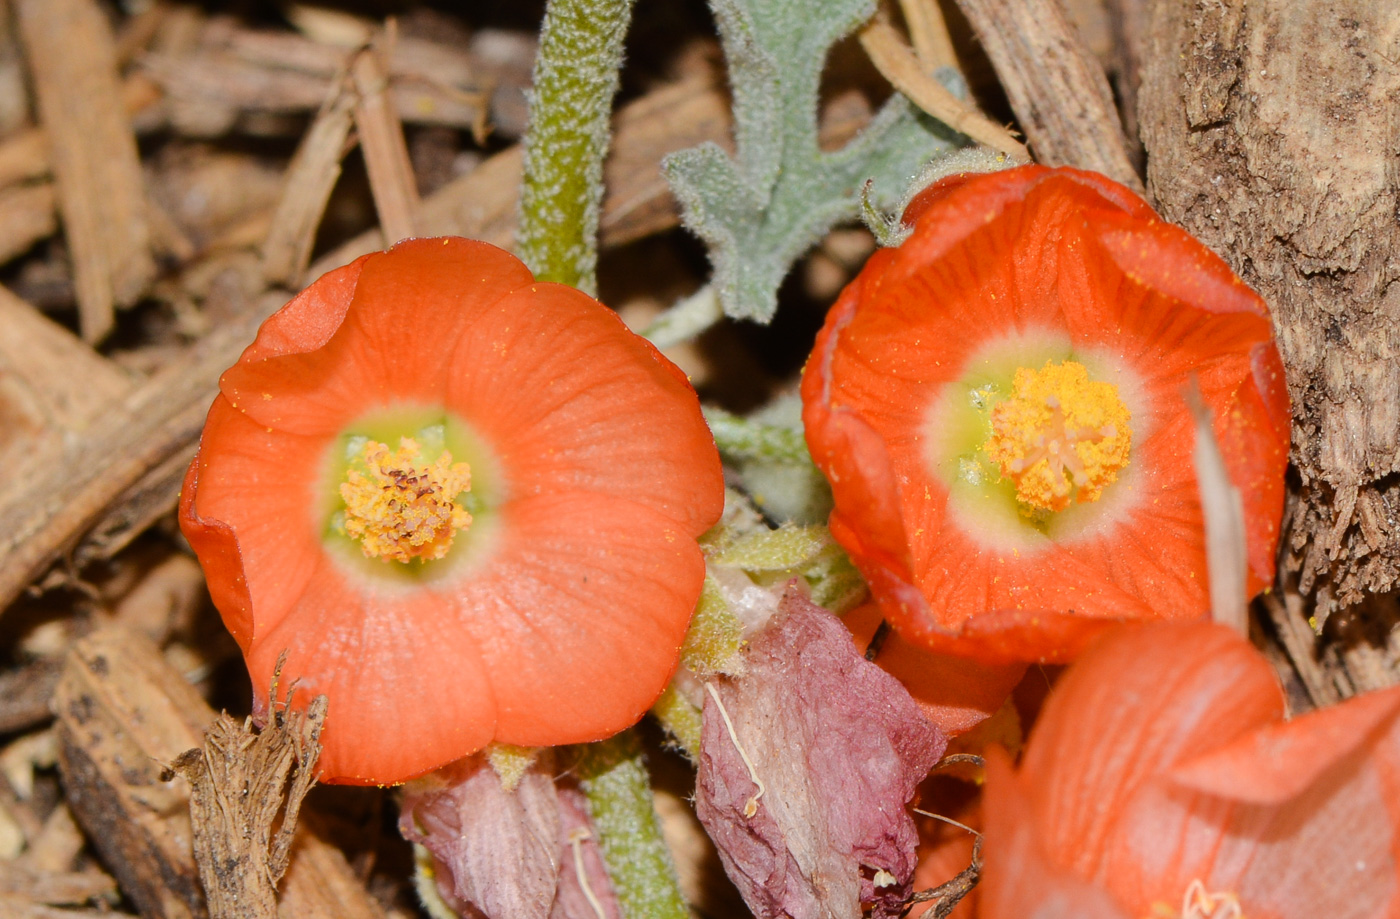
[845,600,1025,738]
[979,620,1400,919]
[180,237,724,785]
[801,165,1289,663]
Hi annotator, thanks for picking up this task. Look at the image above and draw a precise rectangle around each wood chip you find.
[53,626,384,919]
[896,0,960,71]
[0,290,284,614]
[951,0,1142,191]
[0,658,61,736]
[16,0,156,341]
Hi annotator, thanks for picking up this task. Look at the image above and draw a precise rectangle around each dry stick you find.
[261,67,359,287]
[0,75,162,191]
[951,0,1142,192]
[895,0,959,72]
[0,284,131,433]
[859,20,1028,161]
[15,0,156,342]
[351,25,420,246]
[0,290,287,615]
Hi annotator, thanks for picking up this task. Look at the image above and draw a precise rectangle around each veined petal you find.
[444,281,723,534]
[249,555,497,785]
[222,239,533,437]
[182,396,324,650]
[981,750,1131,919]
[980,621,1400,919]
[452,492,706,745]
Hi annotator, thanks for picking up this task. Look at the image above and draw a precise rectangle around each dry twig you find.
[951,0,1141,191]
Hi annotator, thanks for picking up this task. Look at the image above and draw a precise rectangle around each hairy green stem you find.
[516,0,635,294]
[577,731,689,919]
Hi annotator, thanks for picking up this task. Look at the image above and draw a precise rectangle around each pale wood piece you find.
[0,283,131,429]
[859,21,1028,161]
[0,76,163,193]
[53,626,384,919]
[351,33,420,247]
[15,0,156,342]
[260,71,358,287]
[952,0,1143,192]
[1138,0,1400,628]
[0,183,56,265]
[896,0,959,71]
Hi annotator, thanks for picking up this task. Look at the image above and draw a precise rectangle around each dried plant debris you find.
[695,588,946,918]
[167,673,326,919]
[401,753,621,919]
[401,754,563,919]
[53,626,381,919]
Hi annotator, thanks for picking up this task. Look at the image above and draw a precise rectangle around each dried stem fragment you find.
[170,672,327,919]
[952,0,1141,191]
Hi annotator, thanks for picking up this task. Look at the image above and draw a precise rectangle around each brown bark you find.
[953,0,1142,192]
[1138,1,1400,626]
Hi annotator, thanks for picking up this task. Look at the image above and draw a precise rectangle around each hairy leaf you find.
[664,0,964,323]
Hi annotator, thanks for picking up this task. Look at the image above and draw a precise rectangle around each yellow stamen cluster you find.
[983,360,1131,513]
[339,437,472,563]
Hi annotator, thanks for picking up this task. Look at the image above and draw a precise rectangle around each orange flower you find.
[179,237,724,785]
[801,165,1289,663]
[979,620,1400,918]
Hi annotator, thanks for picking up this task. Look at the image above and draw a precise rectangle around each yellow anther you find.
[340,437,472,563]
[983,360,1131,512]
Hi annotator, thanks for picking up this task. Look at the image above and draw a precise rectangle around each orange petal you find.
[983,621,1400,917]
[223,238,534,436]
[238,256,367,361]
[248,555,498,785]
[181,396,324,650]
[452,492,706,746]
[1171,683,1400,804]
[1017,623,1283,870]
[980,749,1131,919]
[444,281,723,535]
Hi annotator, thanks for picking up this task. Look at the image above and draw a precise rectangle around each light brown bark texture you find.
[1139,1,1400,622]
